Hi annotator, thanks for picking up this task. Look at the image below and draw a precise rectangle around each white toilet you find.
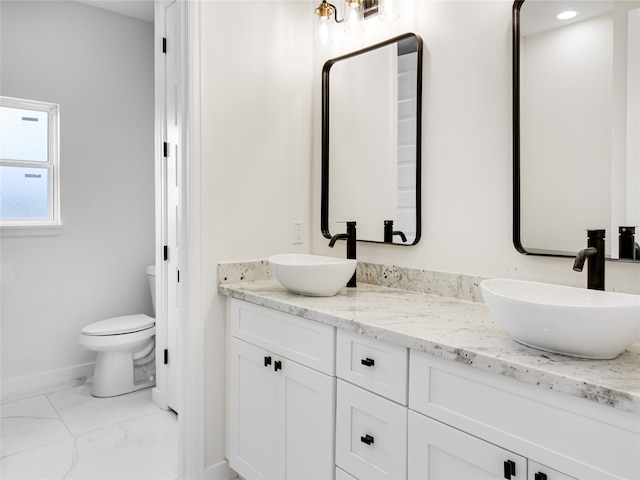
[79,265,157,397]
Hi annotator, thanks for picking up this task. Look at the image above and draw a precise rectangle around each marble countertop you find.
[219,279,640,415]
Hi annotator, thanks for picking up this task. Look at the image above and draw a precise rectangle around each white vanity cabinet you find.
[224,290,639,480]
[409,351,639,480]
[226,299,336,480]
[335,330,409,479]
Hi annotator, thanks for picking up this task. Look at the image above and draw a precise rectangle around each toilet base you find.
[91,351,156,398]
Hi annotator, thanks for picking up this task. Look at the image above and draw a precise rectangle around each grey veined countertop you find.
[219,279,640,415]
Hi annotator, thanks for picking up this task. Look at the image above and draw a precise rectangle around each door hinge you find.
[163,141,168,157]
[163,349,168,365]
[162,37,167,53]
[163,245,168,261]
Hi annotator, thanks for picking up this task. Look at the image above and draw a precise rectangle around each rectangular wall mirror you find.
[513,0,640,261]
[321,33,423,245]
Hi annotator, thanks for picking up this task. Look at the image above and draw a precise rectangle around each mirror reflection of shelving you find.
[322,33,422,245]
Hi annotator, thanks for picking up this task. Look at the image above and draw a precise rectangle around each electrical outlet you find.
[293,221,304,244]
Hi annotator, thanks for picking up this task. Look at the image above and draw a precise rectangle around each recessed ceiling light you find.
[557,10,578,20]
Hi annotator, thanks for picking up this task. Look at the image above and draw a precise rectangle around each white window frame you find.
[0,96,61,234]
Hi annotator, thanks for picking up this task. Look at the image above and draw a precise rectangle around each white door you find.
[408,410,527,480]
[160,0,180,412]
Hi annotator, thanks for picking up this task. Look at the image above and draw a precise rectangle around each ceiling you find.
[74,0,154,23]
[520,0,613,36]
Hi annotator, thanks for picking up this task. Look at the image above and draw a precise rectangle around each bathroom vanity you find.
[221,277,639,480]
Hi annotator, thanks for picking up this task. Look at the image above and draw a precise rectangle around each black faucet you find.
[573,229,605,290]
[619,226,640,260]
[328,221,357,287]
[383,220,407,243]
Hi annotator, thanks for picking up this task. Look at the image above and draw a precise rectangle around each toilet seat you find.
[81,314,155,336]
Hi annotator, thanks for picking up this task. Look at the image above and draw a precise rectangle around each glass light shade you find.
[344,0,364,34]
[315,14,334,45]
[379,0,399,21]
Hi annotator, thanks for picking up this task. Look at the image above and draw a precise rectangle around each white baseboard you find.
[1,362,95,403]
[203,460,237,480]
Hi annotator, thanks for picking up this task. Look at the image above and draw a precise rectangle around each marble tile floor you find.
[1,384,178,479]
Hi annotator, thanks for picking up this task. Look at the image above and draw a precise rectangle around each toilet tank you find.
[146,265,156,316]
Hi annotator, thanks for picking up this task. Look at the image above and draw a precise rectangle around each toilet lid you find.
[81,314,155,336]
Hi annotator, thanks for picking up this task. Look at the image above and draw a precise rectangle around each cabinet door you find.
[276,355,335,480]
[228,337,335,480]
[408,410,527,480]
[227,338,279,479]
[528,461,576,480]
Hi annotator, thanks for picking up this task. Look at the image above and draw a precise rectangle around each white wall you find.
[521,14,612,254]
[197,1,639,475]
[195,1,313,471]
[310,0,640,293]
[194,0,639,474]
[0,1,155,395]
[330,46,397,240]
[626,8,640,228]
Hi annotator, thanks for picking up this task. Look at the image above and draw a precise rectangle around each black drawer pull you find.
[264,356,272,367]
[361,358,375,367]
[534,473,547,480]
[274,360,282,371]
[360,434,374,445]
[503,460,516,479]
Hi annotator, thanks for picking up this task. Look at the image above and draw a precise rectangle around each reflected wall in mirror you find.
[321,33,422,245]
[514,0,640,261]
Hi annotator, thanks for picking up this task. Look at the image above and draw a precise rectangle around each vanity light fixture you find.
[556,10,578,20]
[315,1,341,45]
[379,0,399,21]
[314,0,397,45]
[344,0,365,34]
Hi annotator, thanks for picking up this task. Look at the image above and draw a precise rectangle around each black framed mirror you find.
[321,33,423,245]
[513,0,640,261]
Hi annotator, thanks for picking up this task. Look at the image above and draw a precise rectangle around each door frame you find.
[155,0,206,477]
[181,0,207,477]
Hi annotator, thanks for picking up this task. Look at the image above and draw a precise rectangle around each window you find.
[0,96,60,228]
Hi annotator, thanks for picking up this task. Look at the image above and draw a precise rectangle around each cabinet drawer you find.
[336,466,358,480]
[409,350,638,479]
[229,299,335,375]
[336,379,407,479]
[337,330,408,404]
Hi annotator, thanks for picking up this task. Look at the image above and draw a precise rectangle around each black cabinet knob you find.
[274,360,282,371]
[534,473,547,480]
[264,356,272,367]
[503,460,516,479]
[360,434,374,445]
[361,358,375,367]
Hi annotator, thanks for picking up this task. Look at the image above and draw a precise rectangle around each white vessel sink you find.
[268,254,357,297]
[481,279,640,359]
